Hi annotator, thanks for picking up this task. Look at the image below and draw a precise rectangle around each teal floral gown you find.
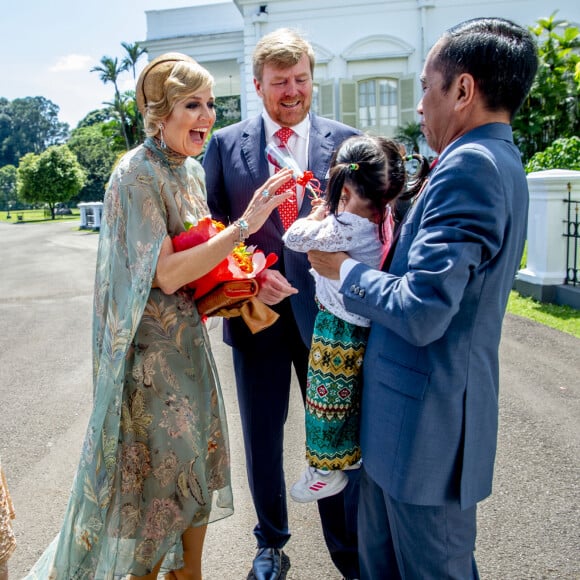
[25,138,233,579]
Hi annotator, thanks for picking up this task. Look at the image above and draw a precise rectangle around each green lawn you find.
[506,242,579,339]
[0,208,80,223]
[507,290,580,338]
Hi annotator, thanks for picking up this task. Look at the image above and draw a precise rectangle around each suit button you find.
[350,285,357,293]
[359,289,365,297]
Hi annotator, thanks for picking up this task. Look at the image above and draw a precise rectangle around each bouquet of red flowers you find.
[172,217,279,332]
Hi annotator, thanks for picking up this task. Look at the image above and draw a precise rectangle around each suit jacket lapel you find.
[241,116,269,185]
[308,116,335,188]
[302,116,334,219]
[242,116,286,233]
[382,159,437,272]
[381,225,401,272]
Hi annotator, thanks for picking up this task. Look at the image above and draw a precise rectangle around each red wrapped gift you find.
[172,217,278,299]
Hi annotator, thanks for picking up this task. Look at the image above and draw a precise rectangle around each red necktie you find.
[274,127,298,229]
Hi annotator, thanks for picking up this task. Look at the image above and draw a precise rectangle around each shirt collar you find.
[262,110,310,142]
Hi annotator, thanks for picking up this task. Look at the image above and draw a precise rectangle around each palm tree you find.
[104,90,144,149]
[395,121,424,155]
[91,56,131,149]
[122,42,148,81]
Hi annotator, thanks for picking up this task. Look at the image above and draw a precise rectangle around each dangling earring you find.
[158,123,167,149]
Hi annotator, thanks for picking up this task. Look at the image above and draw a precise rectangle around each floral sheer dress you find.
[0,458,16,571]
[26,138,233,579]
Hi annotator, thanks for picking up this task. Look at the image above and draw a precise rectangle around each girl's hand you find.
[307,199,328,221]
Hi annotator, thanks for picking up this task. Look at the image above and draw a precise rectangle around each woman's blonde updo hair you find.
[136,52,214,137]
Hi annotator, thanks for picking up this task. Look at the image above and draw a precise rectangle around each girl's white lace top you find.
[283,211,388,327]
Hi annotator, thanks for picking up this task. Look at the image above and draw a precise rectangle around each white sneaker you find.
[290,466,348,503]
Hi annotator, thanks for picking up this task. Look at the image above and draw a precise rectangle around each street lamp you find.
[6,202,11,220]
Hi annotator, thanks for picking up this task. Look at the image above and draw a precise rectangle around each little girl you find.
[283,135,428,502]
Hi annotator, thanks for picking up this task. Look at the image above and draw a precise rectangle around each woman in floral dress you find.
[25,53,292,580]
[0,457,16,580]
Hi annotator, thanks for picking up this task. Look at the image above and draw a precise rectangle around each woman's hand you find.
[154,169,295,296]
[240,169,294,235]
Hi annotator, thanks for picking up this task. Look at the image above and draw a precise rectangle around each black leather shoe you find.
[252,547,282,580]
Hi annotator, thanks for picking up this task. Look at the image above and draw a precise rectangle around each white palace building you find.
[138,1,580,308]
[140,0,580,139]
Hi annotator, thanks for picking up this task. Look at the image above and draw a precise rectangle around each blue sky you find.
[1,0,223,129]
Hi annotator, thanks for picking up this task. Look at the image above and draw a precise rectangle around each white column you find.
[78,203,87,228]
[92,202,103,229]
[243,8,269,119]
[238,57,248,119]
[517,169,580,286]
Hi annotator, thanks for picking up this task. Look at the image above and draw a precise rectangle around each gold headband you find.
[136,52,197,115]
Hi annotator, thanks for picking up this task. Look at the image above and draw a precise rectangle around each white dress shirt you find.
[262,110,310,209]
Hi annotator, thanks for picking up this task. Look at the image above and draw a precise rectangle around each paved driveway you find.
[1,221,578,579]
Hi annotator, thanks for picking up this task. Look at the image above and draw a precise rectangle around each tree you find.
[0,164,17,212]
[91,42,149,151]
[76,108,116,129]
[0,96,69,167]
[17,145,86,219]
[394,121,425,155]
[91,56,131,149]
[122,90,145,147]
[214,96,242,131]
[0,98,11,165]
[513,13,580,162]
[67,124,119,202]
[121,41,147,81]
[525,136,580,172]
[104,90,144,149]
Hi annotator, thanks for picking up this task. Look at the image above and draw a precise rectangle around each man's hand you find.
[256,269,298,305]
[307,250,349,280]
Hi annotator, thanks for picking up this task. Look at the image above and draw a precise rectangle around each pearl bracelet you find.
[233,218,249,244]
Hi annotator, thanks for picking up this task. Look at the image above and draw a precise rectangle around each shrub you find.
[525,136,580,173]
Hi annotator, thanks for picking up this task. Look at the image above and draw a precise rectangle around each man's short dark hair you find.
[434,17,538,119]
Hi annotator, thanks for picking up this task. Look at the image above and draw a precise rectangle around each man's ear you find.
[454,73,476,111]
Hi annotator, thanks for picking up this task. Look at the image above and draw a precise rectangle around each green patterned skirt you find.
[305,303,369,470]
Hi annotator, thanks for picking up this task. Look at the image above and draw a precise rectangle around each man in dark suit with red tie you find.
[203,28,360,580]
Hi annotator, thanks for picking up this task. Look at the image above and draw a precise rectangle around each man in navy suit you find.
[203,28,360,580]
[308,18,538,579]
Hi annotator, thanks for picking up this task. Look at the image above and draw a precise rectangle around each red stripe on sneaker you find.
[309,482,327,490]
